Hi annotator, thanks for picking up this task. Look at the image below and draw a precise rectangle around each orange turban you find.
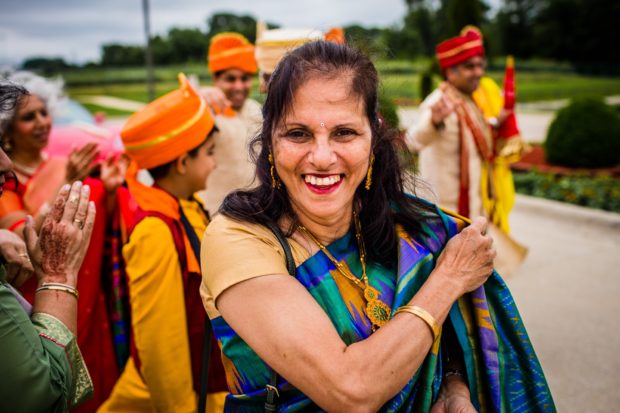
[121,73,215,170]
[208,32,258,74]
[436,26,485,70]
[324,27,345,45]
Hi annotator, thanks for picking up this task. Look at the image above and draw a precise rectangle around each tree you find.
[436,0,489,39]
[343,24,384,56]
[403,6,435,57]
[533,0,620,73]
[101,44,144,66]
[21,57,71,75]
[381,26,423,59]
[206,13,257,43]
[167,28,209,62]
[150,35,174,65]
[495,0,541,58]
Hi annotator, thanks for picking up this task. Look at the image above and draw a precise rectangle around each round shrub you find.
[544,98,620,168]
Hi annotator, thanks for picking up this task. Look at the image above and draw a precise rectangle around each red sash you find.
[128,208,227,393]
[444,84,494,216]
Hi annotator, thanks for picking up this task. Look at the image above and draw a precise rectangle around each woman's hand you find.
[0,229,34,287]
[430,377,477,413]
[434,216,495,294]
[100,154,128,194]
[24,181,96,287]
[65,142,99,183]
[430,393,477,413]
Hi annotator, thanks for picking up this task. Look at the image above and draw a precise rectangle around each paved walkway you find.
[506,195,620,412]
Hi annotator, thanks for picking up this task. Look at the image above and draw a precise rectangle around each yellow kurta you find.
[98,199,224,413]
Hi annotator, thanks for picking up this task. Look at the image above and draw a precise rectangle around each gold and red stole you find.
[442,83,494,219]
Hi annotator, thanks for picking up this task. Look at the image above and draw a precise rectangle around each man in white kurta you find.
[199,33,262,213]
[406,27,494,218]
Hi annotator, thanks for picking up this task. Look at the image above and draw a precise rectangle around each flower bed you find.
[511,145,620,213]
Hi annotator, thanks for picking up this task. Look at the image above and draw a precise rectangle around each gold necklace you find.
[297,213,391,331]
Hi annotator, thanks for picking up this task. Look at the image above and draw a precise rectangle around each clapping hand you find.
[66,142,99,184]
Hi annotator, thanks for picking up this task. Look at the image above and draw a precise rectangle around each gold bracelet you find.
[394,305,441,342]
[35,282,79,299]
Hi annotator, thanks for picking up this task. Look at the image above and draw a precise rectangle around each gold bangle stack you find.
[394,305,441,342]
[35,282,79,299]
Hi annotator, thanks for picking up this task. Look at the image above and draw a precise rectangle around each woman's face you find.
[272,75,372,226]
[8,95,52,154]
[0,148,13,196]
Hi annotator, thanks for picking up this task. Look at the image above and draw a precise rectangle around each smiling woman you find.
[200,41,555,412]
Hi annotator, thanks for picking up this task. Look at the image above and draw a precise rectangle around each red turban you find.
[436,26,485,70]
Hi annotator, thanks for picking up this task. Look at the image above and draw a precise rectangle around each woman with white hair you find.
[0,71,100,236]
[0,71,129,412]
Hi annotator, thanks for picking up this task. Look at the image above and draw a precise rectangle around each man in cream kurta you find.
[199,33,262,213]
[407,26,494,219]
[202,99,261,212]
[408,87,491,217]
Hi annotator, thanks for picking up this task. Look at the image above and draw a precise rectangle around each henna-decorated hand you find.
[24,181,96,287]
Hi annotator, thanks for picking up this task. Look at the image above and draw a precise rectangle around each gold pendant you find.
[364,286,391,328]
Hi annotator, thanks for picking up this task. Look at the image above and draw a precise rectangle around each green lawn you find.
[62,59,620,116]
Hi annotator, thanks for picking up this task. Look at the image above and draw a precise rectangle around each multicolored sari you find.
[211,205,555,412]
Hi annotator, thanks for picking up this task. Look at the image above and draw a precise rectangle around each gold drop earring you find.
[365,154,374,190]
[268,152,281,189]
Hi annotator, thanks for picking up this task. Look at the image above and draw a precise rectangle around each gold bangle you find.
[394,305,441,342]
[35,282,79,299]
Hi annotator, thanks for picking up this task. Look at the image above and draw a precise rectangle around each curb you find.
[514,194,620,230]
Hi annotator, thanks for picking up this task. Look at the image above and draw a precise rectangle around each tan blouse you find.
[200,214,310,319]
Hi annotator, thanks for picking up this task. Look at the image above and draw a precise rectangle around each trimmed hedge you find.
[544,97,620,168]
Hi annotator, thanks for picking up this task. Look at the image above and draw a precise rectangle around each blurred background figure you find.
[1,75,96,413]
[405,27,526,275]
[0,71,131,412]
[199,32,262,213]
[254,22,323,92]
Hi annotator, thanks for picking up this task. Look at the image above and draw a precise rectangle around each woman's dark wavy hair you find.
[221,40,434,269]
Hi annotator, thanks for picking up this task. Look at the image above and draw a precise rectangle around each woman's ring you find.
[19,252,30,262]
[74,218,83,228]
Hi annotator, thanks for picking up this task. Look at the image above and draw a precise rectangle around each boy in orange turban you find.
[199,32,262,213]
[98,74,227,413]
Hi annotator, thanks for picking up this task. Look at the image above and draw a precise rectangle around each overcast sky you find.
[0,0,417,65]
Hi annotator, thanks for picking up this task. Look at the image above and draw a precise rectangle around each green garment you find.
[0,265,93,413]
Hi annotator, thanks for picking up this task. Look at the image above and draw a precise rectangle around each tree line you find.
[22,0,620,75]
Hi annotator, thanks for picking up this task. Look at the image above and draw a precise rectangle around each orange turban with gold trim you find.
[324,27,345,45]
[436,26,485,70]
[121,73,215,170]
[208,32,258,75]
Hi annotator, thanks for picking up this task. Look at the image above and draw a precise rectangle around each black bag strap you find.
[263,221,296,412]
[178,204,211,413]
